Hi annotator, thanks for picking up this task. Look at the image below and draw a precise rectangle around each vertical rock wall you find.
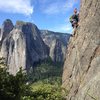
[62,0,100,100]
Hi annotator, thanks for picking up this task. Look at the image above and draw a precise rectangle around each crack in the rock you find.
[86,46,99,73]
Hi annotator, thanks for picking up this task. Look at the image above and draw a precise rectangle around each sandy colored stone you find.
[62,0,100,100]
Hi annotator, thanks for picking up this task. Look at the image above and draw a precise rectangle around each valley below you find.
[0,19,70,100]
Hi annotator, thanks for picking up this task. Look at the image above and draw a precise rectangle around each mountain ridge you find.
[0,19,49,74]
[0,19,70,74]
[40,30,70,62]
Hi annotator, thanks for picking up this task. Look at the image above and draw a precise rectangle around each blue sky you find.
[0,0,80,33]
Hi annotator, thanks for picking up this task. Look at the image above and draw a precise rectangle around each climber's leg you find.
[72,23,78,36]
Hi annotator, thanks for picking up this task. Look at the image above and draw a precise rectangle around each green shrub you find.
[0,58,65,100]
[0,66,31,100]
[31,82,65,100]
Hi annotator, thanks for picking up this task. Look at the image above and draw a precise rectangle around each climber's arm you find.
[69,15,73,23]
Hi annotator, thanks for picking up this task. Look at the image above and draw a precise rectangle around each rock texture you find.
[62,0,100,100]
[49,39,64,62]
[0,19,14,42]
[41,30,70,62]
[0,20,49,74]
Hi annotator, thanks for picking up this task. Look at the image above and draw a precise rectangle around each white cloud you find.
[0,0,33,16]
[43,2,66,14]
[41,0,76,14]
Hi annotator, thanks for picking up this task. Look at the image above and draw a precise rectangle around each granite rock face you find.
[0,20,49,74]
[62,0,100,100]
[49,39,64,62]
[0,19,14,42]
[41,30,70,62]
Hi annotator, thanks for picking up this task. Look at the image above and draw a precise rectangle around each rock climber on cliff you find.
[70,8,79,36]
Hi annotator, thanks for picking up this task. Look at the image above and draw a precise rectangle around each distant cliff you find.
[40,30,70,62]
[0,20,49,74]
[0,20,70,74]
[62,0,100,100]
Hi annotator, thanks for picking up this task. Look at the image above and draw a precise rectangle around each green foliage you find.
[0,66,32,100]
[31,82,65,100]
[0,58,65,100]
[26,58,65,100]
[0,57,6,68]
[27,58,63,84]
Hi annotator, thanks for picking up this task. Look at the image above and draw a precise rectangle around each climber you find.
[70,8,79,36]
[70,8,79,28]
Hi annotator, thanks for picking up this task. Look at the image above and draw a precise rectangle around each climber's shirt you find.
[70,14,79,26]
